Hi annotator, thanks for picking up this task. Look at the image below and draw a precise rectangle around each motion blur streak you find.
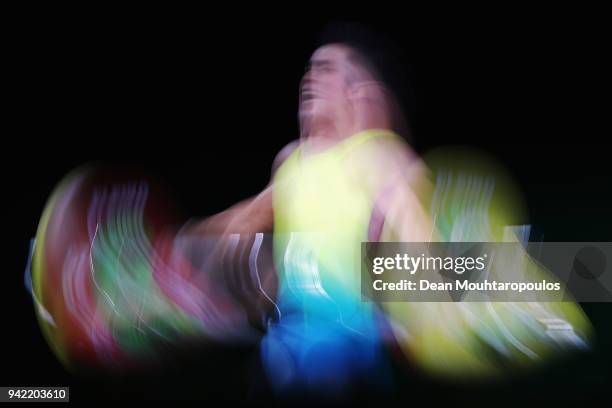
[29,174,257,368]
[27,31,592,399]
[382,154,591,379]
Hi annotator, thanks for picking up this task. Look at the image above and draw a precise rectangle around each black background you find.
[3,7,611,405]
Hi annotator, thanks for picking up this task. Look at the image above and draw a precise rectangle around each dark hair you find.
[315,22,415,139]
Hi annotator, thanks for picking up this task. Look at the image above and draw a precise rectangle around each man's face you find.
[299,45,353,133]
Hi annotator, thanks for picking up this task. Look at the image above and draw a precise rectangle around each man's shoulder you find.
[271,139,300,176]
[346,130,415,166]
[345,130,429,193]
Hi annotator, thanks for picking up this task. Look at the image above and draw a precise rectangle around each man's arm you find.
[364,138,436,243]
[187,185,274,235]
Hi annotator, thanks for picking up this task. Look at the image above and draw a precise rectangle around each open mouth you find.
[300,86,318,102]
